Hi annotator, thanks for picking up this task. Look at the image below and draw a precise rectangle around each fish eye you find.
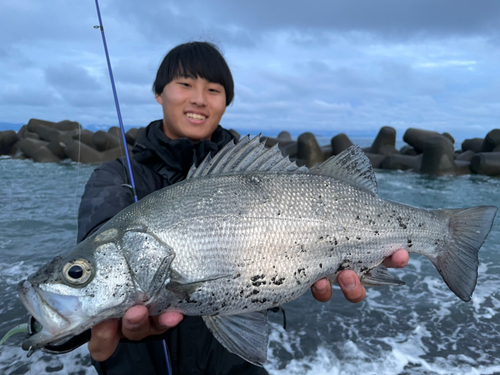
[62,259,93,286]
[68,265,83,279]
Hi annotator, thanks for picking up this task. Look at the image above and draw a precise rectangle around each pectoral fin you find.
[361,264,405,286]
[203,310,269,366]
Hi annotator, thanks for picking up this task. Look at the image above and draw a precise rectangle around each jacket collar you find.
[132,120,234,184]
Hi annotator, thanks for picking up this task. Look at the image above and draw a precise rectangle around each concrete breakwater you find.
[0,119,499,177]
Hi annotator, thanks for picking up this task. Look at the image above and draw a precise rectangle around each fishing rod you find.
[94,0,138,203]
[93,2,172,374]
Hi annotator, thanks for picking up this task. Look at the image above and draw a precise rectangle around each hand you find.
[311,249,409,304]
[88,305,183,362]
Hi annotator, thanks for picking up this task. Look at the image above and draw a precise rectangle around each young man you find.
[78,42,409,374]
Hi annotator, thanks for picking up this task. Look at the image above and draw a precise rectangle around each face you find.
[155,76,227,141]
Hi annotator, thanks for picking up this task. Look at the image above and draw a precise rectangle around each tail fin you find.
[430,206,497,302]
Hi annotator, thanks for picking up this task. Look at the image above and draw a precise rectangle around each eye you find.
[68,265,83,279]
[62,259,93,286]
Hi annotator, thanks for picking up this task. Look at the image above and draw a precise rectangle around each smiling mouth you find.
[186,112,207,120]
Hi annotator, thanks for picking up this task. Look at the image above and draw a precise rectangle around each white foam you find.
[0,345,95,375]
[266,323,500,375]
[0,261,39,286]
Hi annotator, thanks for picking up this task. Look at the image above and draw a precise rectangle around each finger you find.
[383,249,409,269]
[122,305,151,341]
[338,270,366,303]
[156,312,184,331]
[311,278,332,302]
[88,318,121,362]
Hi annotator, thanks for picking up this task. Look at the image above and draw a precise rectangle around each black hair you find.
[153,42,234,106]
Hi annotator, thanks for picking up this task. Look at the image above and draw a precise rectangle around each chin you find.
[184,126,217,141]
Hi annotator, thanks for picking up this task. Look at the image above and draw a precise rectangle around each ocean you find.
[0,137,499,375]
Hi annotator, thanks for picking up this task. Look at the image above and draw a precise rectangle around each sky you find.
[1,0,500,140]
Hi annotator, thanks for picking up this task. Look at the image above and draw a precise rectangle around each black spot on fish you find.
[346,236,350,241]
[233,273,241,279]
[297,268,306,276]
[271,276,285,285]
[397,216,408,229]
[336,259,351,272]
[186,296,197,304]
[356,236,361,240]
[319,263,323,268]
[360,266,369,272]
[251,298,267,303]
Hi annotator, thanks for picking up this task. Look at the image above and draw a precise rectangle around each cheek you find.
[212,100,227,119]
[163,91,186,111]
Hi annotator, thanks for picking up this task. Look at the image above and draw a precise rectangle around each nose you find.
[190,87,207,107]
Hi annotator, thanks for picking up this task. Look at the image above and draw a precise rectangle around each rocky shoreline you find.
[0,118,499,177]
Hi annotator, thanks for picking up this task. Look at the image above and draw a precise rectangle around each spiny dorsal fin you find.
[312,145,378,195]
[186,135,307,179]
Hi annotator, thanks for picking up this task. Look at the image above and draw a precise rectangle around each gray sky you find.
[1,0,499,139]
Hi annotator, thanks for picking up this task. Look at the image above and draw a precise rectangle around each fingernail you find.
[128,315,147,327]
[340,273,356,290]
[313,279,328,294]
[314,286,327,295]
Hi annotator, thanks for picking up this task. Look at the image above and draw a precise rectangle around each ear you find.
[155,93,163,105]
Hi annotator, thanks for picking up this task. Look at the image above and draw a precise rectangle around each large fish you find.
[17,136,497,365]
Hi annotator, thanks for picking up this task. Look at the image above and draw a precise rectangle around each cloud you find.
[45,62,101,91]
[107,0,500,45]
[0,86,58,106]
[1,0,499,139]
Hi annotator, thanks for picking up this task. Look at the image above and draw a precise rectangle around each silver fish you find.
[18,136,497,365]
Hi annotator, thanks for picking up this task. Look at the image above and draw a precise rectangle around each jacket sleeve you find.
[77,160,135,243]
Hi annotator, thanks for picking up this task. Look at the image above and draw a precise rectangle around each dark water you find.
[0,147,499,374]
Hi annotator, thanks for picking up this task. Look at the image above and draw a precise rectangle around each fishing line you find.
[93,2,172,374]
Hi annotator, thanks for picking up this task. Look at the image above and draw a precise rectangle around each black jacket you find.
[78,120,268,375]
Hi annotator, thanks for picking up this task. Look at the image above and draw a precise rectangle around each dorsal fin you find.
[186,135,307,179]
[312,145,378,195]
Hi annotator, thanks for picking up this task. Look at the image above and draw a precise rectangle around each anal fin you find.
[361,264,405,287]
[203,310,269,366]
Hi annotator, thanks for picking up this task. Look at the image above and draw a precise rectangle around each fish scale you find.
[134,173,449,318]
[15,136,497,366]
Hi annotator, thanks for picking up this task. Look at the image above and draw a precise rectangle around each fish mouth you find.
[17,280,89,351]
